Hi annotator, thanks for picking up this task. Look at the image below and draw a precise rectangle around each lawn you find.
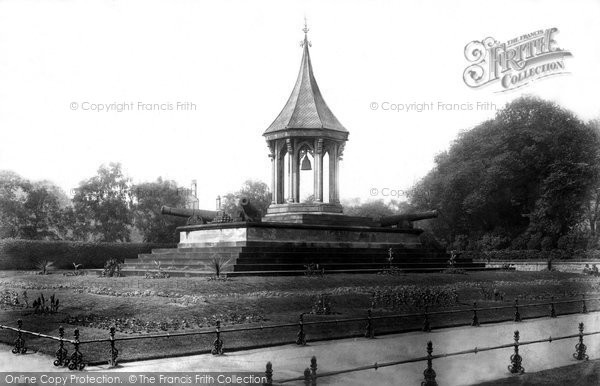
[0,270,599,366]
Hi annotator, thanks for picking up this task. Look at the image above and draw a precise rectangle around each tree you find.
[410,97,600,250]
[343,198,409,219]
[221,180,271,217]
[72,163,133,242]
[132,178,187,243]
[0,171,71,240]
[0,171,29,238]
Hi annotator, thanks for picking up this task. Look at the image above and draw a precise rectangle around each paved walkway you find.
[2,312,599,385]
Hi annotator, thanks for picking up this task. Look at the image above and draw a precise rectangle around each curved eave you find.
[263,127,349,142]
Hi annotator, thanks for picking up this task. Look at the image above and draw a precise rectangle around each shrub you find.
[102,259,122,277]
[460,249,600,261]
[311,294,333,315]
[0,239,174,270]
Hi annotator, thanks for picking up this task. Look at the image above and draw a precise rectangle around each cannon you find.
[237,197,262,222]
[379,210,438,228]
[160,206,218,225]
[161,197,262,225]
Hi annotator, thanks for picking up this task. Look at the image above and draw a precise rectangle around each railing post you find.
[303,368,311,386]
[296,314,307,345]
[422,306,431,332]
[581,294,588,314]
[514,299,522,322]
[422,341,437,386]
[68,329,85,371]
[12,319,27,355]
[573,322,588,361]
[508,330,524,374]
[310,356,317,386]
[54,326,68,366]
[471,302,480,327]
[264,361,273,385]
[549,297,556,318]
[108,326,119,367]
[365,309,375,338]
[211,320,224,355]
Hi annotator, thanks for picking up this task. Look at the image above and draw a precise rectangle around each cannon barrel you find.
[160,206,218,222]
[380,210,438,227]
[238,197,262,222]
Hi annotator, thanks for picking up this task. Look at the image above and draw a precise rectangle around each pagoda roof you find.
[264,31,348,138]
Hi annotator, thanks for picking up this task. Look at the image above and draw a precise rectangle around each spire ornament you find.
[301,17,311,47]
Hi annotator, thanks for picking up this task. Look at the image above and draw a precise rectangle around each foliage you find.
[71,163,133,242]
[371,285,459,310]
[0,239,173,269]
[410,97,600,250]
[311,294,333,315]
[35,259,54,275]
[131,178,187,243]
[459,249,600,261]
[32,293,60,314]
[221,180,271,218]
[209,255,230,278]
[144,260,170,279]
[102,258,122,277]
[304,263,324,277]
[343,198,412,219]
[583,264,600,276]
[0,171,71,240]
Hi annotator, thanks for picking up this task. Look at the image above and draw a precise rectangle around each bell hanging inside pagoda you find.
[300,154,312,171]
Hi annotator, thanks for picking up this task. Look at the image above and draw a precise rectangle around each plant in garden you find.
[304,263,325,277]
[0,290,20,307]
[35,259,54,275]
[32,293,60,314]
[145,260,170,279]
[583,264,600,276]
[102,258,122,277]
[371,285,460,311]
[209,255,230,278]
[311,293,333,315]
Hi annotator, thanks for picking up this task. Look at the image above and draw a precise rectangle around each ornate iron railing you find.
[266,322,598,385]
[1,295,598,371]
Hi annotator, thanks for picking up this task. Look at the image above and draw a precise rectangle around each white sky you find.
[1,0,599,209]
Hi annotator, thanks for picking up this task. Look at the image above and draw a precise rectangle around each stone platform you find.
[121,222,486,276]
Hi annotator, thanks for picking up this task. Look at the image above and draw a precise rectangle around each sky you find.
[1,0,599,209]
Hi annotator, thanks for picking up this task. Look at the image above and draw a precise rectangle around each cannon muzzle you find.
[380,210,438,227]
[237,197,262,222]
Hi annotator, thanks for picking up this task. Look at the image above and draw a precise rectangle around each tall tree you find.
[221,180,271,217]
[410,97,600,249]
[0,171,72,239]
[72,163,133,242]
[132,178,187,243]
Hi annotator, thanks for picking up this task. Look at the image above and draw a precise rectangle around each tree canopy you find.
[410,96,600,250]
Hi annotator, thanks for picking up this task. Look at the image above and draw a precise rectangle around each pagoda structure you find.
[263,22,346,219]
[119,24,485,276]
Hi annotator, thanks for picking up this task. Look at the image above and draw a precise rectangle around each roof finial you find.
[301,17,311,47]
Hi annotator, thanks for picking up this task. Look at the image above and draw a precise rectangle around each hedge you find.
[0,239,175,270]
[460,249,600,261]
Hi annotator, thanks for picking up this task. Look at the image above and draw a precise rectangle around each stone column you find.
[328,143,337,203]
[314,139,323,202]
[286,139,294,203]
[277,151,285,204]
[269,143,276,204]
[293,148,300,203]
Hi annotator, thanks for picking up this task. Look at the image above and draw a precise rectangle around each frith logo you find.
[463,28,572,92]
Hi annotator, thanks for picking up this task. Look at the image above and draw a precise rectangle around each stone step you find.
[232,262,485,271]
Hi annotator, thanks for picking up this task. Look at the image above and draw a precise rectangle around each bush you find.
[460,249,600,261]
[0,239,174,270]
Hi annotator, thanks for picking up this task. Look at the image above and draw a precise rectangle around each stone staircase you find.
[119,242,486,276]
